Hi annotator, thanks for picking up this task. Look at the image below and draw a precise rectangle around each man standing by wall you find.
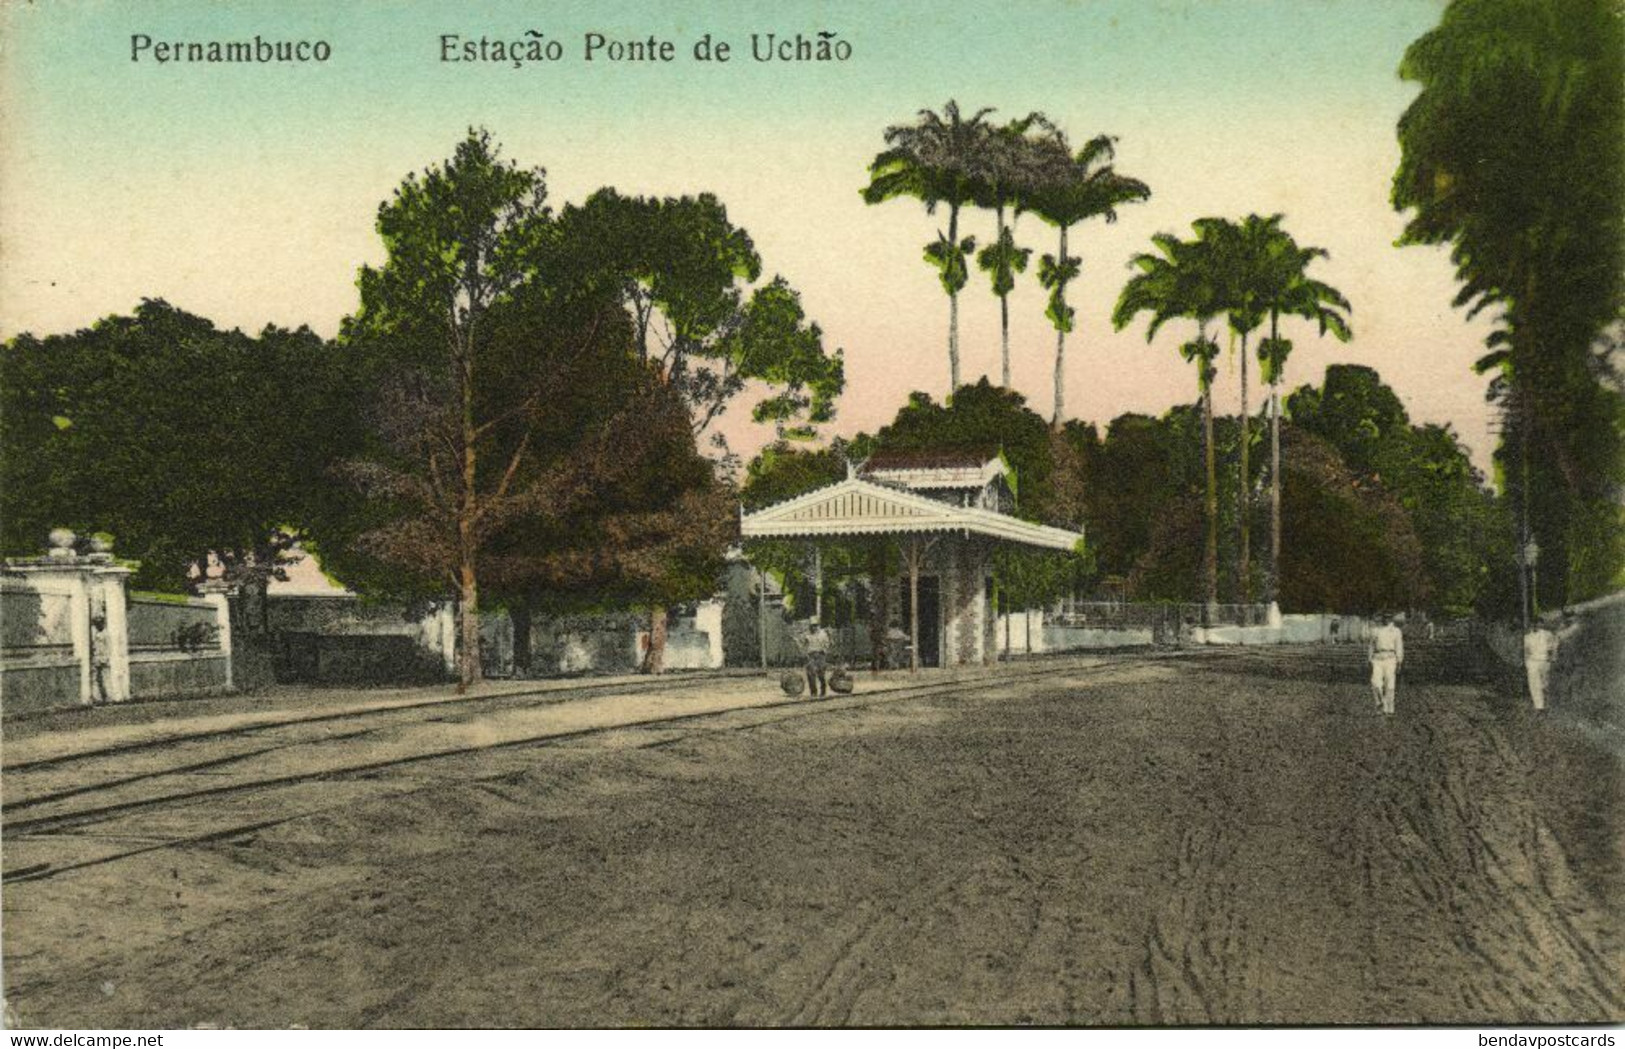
[1367,612,1404,716]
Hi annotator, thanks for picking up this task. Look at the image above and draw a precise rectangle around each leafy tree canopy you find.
[870,380,1061,523]
[1,299,359,593]
[1393,0,1625,606]
[328,130,743,681]
[1288,364,1511,615]
[549,188,844,442]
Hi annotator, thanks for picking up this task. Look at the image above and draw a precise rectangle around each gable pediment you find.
[741,477,1082,550]
[745,479,957,532]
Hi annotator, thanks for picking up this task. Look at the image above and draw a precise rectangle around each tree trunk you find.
[1267,381,1280,607]
[908,541,920,674]
[455,485,482,689]
[456,326,482,691]
[509,601,533,678]
[758,567,769,669]
[1052,328,1066,428]
[998,204,1012,389]
[1238,331,1251,612]
[1003,584,1011,660]
[1052,225,1069,428]
[1519,386,1533,630]
[947,205,961,394]
[868,543,888,672]
[1203,382,1219,620]
[646,606,667,674]
[457,553,481,690]
[1266,312,1282,616]
[1000,294,1011,389]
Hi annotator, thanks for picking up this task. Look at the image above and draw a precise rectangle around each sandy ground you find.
[2,644,1619,1028]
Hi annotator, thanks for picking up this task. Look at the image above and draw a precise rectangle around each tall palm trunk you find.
[996,203,1012,388]
[1237,331,1252,611]
[1001,294,1012,388]
[1269,387,1281,605]
[1267,312,1283,616]
[1202,377,1218,619]
[947,204,962,394]
[1052,224,1069,427]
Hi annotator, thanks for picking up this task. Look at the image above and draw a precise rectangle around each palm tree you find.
[1024,133,1150,427]
[1192,214,1277,611]
[862,100,996,394]
[973,115,1052,388]
[1113,230,1225,615]
[1253,233,1352,618]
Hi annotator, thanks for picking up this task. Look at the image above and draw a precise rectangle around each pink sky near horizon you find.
[1,1,1503,478]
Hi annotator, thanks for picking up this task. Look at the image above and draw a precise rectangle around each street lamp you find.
[1523,538,1540,629]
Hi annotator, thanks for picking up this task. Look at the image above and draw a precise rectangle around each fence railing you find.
[1050,601,1272,629]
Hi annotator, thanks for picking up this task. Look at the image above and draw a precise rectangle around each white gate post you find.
[93,566,133,702]
[197,582,235,693]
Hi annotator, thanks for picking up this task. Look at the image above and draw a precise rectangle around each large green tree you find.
[1109,409,1429,616]
[339,132,751,683]
[547,188,844,670]
[1,300,358,596]
[1065,414,1188,584]
[1024,132,1150,427]
[550,189,844,443]
[341,129,550,687]
[871,379,1065,523]
[1393,0,1625,609]
[862,100,996,394]
[1269,429,1431,615]
[1287,364,1510,616]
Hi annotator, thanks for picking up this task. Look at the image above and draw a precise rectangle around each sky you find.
[0,0,1498,472]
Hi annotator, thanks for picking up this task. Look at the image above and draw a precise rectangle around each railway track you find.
[2,652,1192,883]
[4,669,771,774]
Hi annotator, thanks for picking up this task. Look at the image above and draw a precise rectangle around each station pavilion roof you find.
[739,475,1082,552]
[858,449,1005,491]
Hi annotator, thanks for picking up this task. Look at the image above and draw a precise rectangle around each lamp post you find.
[1523,538,1540,629]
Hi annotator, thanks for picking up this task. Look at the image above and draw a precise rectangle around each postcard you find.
[2,0,1619,1033]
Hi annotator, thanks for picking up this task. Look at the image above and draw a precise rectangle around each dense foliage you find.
[1,300,359,593]
[1393,0,1625,607]
[2,129,841,681]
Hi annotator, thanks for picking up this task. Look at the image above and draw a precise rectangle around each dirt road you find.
[3,644,1619,1027]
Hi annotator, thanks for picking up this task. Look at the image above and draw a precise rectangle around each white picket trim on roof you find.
[862,456,1006,491]
[740,478,1082,551]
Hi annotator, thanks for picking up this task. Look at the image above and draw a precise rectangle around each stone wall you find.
[2,531,236,714]
[1,663,82,716]
[130,653,231,698]
[266,594,454,685]
[1482,591,1624,730]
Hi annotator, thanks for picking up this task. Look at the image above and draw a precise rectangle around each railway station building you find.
[739,452,1084,669]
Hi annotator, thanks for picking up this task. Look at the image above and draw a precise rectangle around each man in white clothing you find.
[1524,611,1579,714]
[1367,612,1404,716]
